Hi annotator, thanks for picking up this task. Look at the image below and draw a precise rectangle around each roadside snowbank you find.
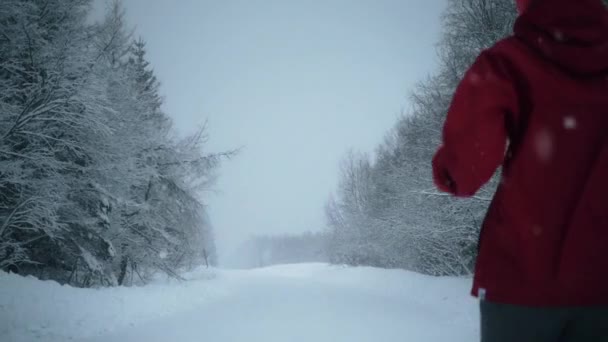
[0,268,222,341]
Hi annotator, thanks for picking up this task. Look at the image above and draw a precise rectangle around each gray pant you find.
[480,301,608,342]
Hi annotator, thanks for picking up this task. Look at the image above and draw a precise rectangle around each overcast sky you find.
[93,0,446,263]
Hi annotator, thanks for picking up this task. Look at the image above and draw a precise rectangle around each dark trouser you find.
[480,301,608,342]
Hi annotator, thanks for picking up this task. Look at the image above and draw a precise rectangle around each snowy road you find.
[2,264,479,342]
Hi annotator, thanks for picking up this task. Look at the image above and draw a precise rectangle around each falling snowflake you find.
[159,250,168,259]
[553,30,565,42]
[563,116,577,130]
[468,73,481,85]
[534,129,554,163]
[537,36,544,45]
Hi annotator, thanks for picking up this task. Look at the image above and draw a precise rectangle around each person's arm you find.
[433,50,518,197]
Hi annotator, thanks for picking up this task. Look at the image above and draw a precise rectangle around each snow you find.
[0,263,478,342]
[534,128,554,162]
[158,250,168,259]
[0,268,222,342]
[563,116,577,130]
[98,212,110,224]
[105,239,116,258]
[101,197,110,208]
[79,247,103,273]
[468,72,482,85]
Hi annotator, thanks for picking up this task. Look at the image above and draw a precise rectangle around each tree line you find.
[0,0,230,287]
[324,0,517,276]
[227,231,328,269]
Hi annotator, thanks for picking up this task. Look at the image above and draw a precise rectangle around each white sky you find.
[93,0,446,264]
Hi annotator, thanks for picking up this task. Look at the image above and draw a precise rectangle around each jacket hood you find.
[514,0,608,75]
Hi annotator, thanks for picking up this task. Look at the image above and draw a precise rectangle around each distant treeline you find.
[227,231,328,269]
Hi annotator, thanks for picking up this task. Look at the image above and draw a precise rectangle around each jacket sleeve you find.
[432,50,518,197]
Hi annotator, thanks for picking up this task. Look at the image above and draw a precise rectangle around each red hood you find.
[514,0,608,75]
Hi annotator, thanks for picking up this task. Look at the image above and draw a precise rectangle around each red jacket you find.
[433,0,608,306]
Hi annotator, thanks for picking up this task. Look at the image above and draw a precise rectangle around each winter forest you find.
[1,0,233,287]
[3,0,608,341]
[0,0,523,285]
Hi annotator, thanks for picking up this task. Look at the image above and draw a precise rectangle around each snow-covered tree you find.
[326,0,517,276]
[0,0,115,282]
[0,0,227,287]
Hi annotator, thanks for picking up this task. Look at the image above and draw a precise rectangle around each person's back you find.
[432,0,608,340]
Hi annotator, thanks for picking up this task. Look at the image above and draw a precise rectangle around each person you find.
[432,0,608,341]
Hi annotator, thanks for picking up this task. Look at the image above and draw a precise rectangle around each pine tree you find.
[1,0,227,286]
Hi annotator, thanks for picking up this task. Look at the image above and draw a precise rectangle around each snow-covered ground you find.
[0,263,478,342]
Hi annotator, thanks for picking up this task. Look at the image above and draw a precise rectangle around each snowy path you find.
[1,264,479,342]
